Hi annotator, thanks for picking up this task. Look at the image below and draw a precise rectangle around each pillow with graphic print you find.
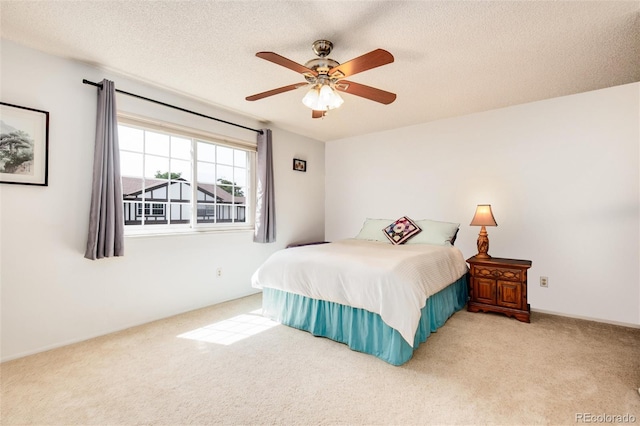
[383,216,422,245]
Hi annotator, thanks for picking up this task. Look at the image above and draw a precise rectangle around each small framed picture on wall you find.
[0,102,49,186]
[293,158,306,172]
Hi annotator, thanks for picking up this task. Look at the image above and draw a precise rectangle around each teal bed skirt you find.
[261,275,468,365]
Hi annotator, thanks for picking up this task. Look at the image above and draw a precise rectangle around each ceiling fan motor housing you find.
[303,40,340,83]
[303,58,340,83]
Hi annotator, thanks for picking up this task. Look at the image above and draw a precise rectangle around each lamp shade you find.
[319,84,344,109]
[470,204,497,227]
[302,86,322,110]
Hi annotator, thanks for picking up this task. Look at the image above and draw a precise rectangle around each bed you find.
[251,217,469,365]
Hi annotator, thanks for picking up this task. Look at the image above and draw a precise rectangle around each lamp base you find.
[476,226,491,259]
[474,252,492,259]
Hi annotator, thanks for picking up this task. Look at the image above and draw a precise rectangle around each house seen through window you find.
[118,119,254,232]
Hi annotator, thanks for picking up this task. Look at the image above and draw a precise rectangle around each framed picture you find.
[0,102,49,186]
[293,158,306,172]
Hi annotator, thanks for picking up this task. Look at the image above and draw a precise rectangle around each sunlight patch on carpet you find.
[177,309,279,345]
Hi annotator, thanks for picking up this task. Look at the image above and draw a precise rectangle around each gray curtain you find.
[84,79,124,259]
[254,129,276,243]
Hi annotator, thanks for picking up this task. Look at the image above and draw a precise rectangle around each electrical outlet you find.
[216,267,222,277]
[540,276,548,288]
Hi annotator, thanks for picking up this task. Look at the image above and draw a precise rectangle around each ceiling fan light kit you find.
[302,83,344,111]
[246,40,396,118]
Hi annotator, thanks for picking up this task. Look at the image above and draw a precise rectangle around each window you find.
[118,117,254,233]
[136,203,166,217]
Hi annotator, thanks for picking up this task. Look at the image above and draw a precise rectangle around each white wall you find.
[0,40,325,361]
[326,83,640,327]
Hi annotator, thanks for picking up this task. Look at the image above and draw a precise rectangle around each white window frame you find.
[118,113,257,236]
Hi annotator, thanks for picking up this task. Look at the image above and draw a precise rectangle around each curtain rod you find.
[82,79,263,135]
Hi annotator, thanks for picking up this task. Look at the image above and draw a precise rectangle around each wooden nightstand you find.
[467,256,532,323]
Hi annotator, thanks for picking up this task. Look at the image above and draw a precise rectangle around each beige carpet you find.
[2,293,639,425]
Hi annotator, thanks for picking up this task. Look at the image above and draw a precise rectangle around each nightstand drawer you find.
[471,265,523,282]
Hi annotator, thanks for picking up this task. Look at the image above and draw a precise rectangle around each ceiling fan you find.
[246,40,396,119]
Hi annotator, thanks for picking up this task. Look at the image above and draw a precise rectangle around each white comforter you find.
[251,239,468,345]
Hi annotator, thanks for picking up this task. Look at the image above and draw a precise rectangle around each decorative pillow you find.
[383,216,422,245]
[405,219,460,246]
[354,218,394,243]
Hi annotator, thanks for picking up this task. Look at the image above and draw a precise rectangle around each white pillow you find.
[405,219,460,246]
[354,218,394,243]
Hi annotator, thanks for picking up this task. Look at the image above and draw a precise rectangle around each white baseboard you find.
[531,308,640,329]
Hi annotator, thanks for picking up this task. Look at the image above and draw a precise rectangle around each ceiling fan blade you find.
[335,80,396,105]
[312,110,325,119]
[246,83,307,101]
[329,49,394,78]
[256,52,318,77]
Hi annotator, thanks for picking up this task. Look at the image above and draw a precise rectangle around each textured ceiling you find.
[1,1,639,142]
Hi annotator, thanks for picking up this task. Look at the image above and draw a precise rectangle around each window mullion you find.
[141,129,146,226]
[191,138,198,228]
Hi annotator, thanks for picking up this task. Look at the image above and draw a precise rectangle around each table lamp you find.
[470,204,497,259]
